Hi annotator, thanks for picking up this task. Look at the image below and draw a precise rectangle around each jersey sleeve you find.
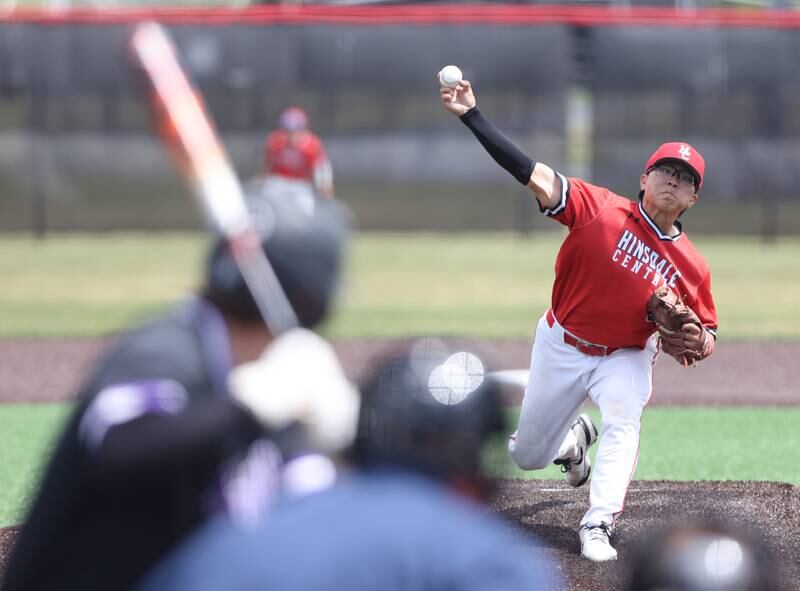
[691,270,718,339]
[75,333,261,480]
[542,175,614,230]
[305,134,326,166]
[83,396,262,482]
[304,134,333,196]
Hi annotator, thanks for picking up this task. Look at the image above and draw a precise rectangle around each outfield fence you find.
[1,5,799,235]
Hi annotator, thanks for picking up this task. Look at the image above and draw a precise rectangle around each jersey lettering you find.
[613,230,682,288]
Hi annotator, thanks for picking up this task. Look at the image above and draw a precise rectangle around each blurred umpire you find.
[2,191,351,591]
[136,344,562,591]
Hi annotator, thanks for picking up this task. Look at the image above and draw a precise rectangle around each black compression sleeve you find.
[460,106,535,186]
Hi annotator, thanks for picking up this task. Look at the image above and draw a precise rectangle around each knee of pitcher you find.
[509,447,551,471]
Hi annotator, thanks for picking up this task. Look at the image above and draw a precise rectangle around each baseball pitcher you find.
[439,74,717,562]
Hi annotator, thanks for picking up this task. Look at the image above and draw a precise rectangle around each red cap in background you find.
[279,107,308,132]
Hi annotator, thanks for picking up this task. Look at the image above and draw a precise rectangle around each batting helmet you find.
[203,188,351,328]
[353,341,506,488]
[625,516,783,591]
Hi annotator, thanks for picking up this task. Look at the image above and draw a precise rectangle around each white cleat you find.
[554,414,599,487]
[580,523,618,562]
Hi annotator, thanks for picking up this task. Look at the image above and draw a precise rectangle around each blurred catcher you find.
[439,74,718,562]
[137,342,562,591]
[2,191,351,591]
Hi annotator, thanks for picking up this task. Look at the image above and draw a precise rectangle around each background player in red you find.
[262,106,334,198]
[439,75,717,562]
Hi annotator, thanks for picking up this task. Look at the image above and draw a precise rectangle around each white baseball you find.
[438,65,462,89]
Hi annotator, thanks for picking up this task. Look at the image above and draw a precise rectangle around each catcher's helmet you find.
[353,341,506,486]
[204,188,351,328]
[625,517,783,591]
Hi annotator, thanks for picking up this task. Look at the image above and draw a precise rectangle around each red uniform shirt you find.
[543,174,718,350]
[265,130,329,182]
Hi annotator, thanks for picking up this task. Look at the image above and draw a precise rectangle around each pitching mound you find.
[0,527,16,581]
[491,479,800,591]
[2,480,796,590]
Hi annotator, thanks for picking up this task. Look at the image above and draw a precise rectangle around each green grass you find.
[486,407,800,482]
[1,404,797,527]
[1,233,208,337]
[0,404,69,527]
[2,233,797,529]
[1,232,799,339]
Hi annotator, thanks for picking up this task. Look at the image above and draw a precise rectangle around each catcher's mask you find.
[352,341,506,494]
[204,188,352,328]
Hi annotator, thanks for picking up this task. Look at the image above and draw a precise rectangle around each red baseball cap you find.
[645,142,705,190]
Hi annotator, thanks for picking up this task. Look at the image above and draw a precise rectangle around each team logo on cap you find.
[678,145,691,161]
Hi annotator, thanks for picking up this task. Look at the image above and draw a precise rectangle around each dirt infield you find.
[1,337,798,589]
[2,337,799,405]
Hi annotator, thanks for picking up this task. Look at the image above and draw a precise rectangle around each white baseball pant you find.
[508,310,657,528]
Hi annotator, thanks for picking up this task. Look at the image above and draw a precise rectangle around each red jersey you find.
[543,174,718,350]
[264,130,333,196]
